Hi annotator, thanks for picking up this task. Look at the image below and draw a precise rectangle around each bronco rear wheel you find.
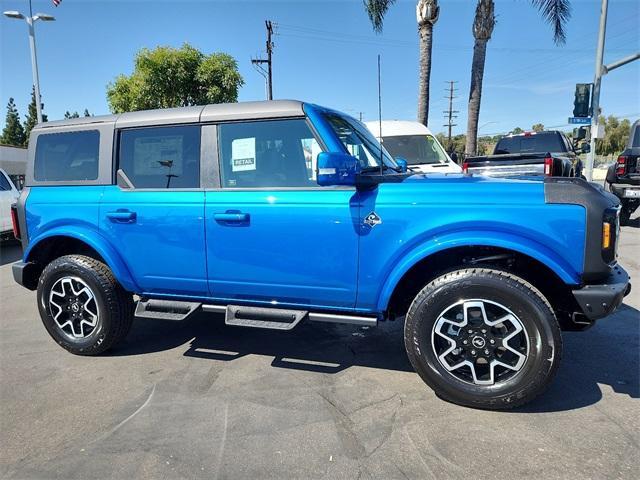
[404,268,562,410]
[37,255,134,355]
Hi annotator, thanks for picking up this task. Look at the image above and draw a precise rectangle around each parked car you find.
[463,130,584,178]
[605,119,639,224]
[0,167,20,241]
[12,101,629,410]
[365,120,462,174]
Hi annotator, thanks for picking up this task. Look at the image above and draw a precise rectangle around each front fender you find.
[376,229,581,312]
[24,226,139,292]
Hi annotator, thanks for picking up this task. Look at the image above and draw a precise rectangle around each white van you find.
[1,168,19,240]
[365,120,462,174]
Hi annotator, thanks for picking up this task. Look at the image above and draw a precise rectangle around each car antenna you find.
[377,54,383,175]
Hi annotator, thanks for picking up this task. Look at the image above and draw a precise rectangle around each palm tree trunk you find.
[417,22,433,127]
[465,38,488,156]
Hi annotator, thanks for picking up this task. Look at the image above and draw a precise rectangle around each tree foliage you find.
[596,115,631,156]
[23,86,48,145]
[0,98,26,146]
[106,43,244,113]
[532,123,545,132]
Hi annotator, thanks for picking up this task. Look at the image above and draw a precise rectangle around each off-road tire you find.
[37,255,134,355]
[404,268,562,410]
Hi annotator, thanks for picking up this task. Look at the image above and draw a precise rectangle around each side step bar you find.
[136,299,377,329]
[135,299,201,321]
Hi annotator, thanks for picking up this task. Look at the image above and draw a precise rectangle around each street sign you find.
[569,117,591,125]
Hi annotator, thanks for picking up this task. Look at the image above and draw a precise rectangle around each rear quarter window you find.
[34,130,100,181]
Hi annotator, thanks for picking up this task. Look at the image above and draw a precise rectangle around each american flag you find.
[52,0,62,6]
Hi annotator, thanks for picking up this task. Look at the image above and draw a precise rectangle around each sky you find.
[1,0,639,136]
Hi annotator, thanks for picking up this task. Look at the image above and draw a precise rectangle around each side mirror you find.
[580,143,590,154]
[316,152,360,186]
[395,157,408,173]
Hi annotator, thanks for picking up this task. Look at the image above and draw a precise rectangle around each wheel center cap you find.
[71,303,80,313]
[472,336,486,348]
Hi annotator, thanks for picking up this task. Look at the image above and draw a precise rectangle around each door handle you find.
[106,210,137,223]
[214,212,250,224]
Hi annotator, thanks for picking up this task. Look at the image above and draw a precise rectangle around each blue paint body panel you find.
[23,102,589,316]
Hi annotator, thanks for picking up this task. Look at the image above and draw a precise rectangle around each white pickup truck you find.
[365,120,462,174]
[0,168,19,241]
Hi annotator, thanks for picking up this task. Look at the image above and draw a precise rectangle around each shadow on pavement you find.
[0,241,22,266]
[111,302,639,412]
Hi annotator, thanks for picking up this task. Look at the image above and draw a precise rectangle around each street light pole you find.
[586,0,608,182]
[26,15,44,124]
[3,1,55,125]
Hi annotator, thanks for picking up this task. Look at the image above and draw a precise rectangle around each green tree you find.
[596,115,631,156]
[364,0,440,127]
[23,86,48,145]
[465,0,571,155]
[83,109,91,117]
[512,127,524,134]
[64,111,80,119]
[0,98,26,146]
[106,43,244,113]
[532,123,545,132]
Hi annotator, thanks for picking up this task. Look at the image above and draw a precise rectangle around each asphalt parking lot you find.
[1,223,638,480]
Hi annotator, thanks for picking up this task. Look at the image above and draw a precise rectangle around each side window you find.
[118,125,201,189]
[34,130,99,181]
[0,172,11,191]
[217,119,322,188]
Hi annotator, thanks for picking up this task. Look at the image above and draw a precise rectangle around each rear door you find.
[100,124,207,297]
[204,118,359,309]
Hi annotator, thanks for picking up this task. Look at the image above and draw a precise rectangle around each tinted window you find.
[34,130,99,181]
[119,125,200,189]
[494,133,564,154]
[0,173,11,191]
[633,125,640,148]
[218,119,321,188]
[381,135,448,165]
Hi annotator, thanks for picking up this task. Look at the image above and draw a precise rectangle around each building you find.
[0,144,27,189]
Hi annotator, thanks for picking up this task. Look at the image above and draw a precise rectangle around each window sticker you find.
[133,136,184,176]
[232,137,256,172]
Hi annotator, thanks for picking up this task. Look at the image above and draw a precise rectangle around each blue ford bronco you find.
[11,100,630,409]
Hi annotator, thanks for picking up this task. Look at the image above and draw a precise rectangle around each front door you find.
[100,124,207,297]
[205,118,359,309]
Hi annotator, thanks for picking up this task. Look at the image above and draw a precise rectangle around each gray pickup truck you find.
[463,130,583,178]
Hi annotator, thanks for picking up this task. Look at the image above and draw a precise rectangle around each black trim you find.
[544,177,620,282]
[572,264,630,321]
[12,261,39,290]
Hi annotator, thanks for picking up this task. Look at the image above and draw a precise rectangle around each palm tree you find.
[465,0,571,155]
[365,0,440,127]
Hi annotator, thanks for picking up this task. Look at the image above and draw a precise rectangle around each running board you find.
[135,300,378,329]
[135,299,201,321]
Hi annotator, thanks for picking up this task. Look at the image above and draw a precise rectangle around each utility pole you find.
[251,20,275,100]
[443,81,458,151]
[584,0,640,181]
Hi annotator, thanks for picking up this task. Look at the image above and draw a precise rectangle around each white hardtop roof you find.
[365,120,434,138]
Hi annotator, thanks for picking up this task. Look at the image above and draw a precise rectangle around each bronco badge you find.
[364,212,382,228]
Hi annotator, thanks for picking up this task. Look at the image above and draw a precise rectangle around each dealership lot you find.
[0,224,638,480]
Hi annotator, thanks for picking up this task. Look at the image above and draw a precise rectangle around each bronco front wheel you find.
[404,268,562,410]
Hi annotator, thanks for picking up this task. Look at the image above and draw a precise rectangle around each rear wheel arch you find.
[24,233,137,292]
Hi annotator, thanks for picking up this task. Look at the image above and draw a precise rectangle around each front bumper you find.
[572,265,631,321]
[12,261,38,290]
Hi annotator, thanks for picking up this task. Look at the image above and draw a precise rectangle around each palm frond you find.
[363,0,397,33]
[531,0,572,44]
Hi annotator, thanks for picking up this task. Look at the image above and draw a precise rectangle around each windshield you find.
[494,133,564,154]
[323,113,396,170]
[381,134,449,165]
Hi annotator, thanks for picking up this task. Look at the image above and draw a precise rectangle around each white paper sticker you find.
[231,137,256,172]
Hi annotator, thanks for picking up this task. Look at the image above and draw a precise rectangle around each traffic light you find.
[573,83,591,117]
